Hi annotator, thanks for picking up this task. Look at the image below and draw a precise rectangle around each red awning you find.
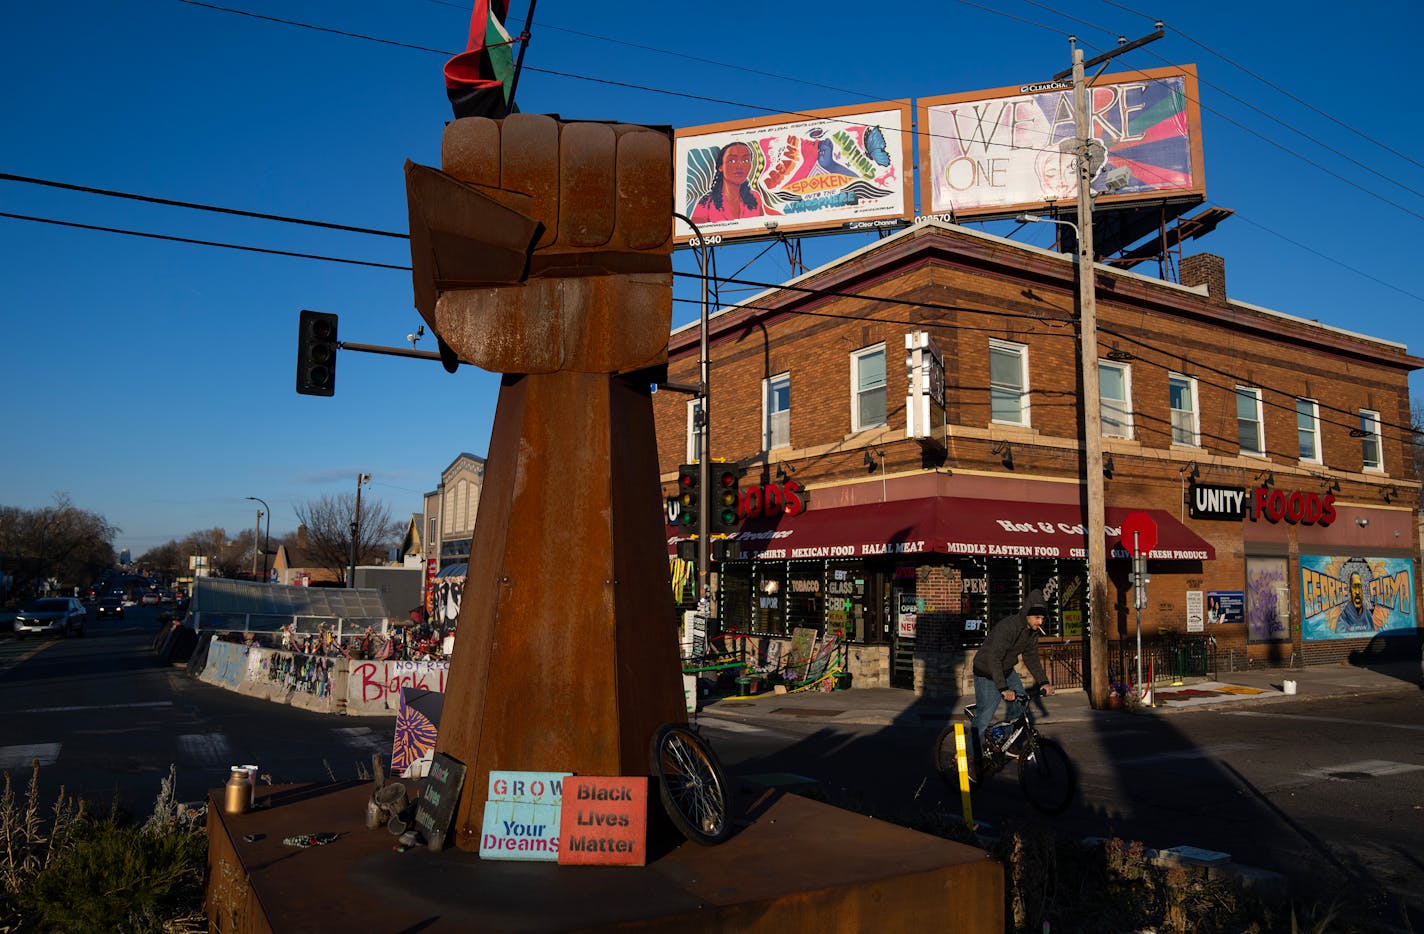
[671,497,1214,562]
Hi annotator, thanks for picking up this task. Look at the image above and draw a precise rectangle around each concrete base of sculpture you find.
[206,782,1003,932]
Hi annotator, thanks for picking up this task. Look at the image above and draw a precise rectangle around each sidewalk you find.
[695,658,1424,730]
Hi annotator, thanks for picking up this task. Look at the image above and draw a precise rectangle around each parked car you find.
[140,591,161,606]
[96,596,125,620]
[15,597,87,638]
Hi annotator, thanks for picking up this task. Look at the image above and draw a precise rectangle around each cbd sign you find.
[739,479,807,519]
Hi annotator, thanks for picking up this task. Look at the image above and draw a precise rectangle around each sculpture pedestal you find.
[206,782,1003,932]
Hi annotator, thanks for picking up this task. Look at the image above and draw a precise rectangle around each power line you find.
[0,211,411,271]
[0,172,408,239]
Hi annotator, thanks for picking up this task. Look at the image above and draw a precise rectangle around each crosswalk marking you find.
[333,727,388,751]
[176,733,235,767]
[695,716,768,734]
[1115,742,1257,767]
[1226,711,1424,732]
[18,701,174,715]
[1299,760,1424,780]
[0,743,62,770]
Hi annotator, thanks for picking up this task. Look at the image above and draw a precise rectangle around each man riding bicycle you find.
[971,588,1055,755]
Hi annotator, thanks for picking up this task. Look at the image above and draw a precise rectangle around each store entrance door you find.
[890,583,917,689]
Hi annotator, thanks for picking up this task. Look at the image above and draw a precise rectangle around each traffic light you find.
[296,309,339,396]
[676,464,699,531]
[711,464,740,533]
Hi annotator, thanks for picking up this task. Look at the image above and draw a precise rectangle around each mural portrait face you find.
[720,142,754,187]
[1350,572,1363,612]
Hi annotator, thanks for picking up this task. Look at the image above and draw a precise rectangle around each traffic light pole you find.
[674,212,714,617]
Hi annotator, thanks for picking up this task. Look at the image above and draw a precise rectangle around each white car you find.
[15,597,87,638]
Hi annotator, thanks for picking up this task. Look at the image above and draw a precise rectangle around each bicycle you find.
[932,685,1076,815]
[649,722,733,845]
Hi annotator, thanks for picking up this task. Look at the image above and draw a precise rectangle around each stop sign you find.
[1120,511,1158,556]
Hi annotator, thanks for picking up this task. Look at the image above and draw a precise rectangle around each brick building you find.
[654,220,1422,694]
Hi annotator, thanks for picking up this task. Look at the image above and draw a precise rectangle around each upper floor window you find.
[989,339,1029,426]
[1169,373,1200,446]
[1296,398,1322,463]
[1237,387,1265,456]
[685,397,704,464]
[1098,360,1132,439]
[851,344,886,432]
[1360,410,1383,471]
[765,373,790,450]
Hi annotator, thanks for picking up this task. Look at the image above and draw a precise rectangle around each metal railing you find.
[1038,634,1217,689]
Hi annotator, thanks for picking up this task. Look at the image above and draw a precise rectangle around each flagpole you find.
[504,0,538,116]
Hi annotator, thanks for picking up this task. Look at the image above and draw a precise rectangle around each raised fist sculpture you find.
[405,115,685,853]
[406,113,673,375]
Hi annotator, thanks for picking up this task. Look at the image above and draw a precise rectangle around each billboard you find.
[1299,555,1415,642]
[674,101,914,244]
[918,65,1204,222]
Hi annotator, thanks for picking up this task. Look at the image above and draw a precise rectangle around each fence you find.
[1039,634,1216,690]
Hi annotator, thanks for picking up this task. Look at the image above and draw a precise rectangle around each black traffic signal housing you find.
[676,464,699,531]
[711,464,740,533]
[296,310,339,396]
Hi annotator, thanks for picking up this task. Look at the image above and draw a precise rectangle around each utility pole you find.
[251,509,262,578]
[1054,26,1162,709]
[673,213,714,621]
[350,473,370,587]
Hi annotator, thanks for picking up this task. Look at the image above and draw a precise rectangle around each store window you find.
[1169,373,1200,446]
[764,373,790,450]
[1237,387,1265,456]
[1296,398,1322,463]
[785,564,823,632]
[686,397,703,463]
[1099,360,1132,439]
[990,339,1029,426]
[1360,410,1383,472]
[752,566,786,635]
[851,344,886,432]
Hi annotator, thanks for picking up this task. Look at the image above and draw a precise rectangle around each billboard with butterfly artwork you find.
[918,65,1205,222]
[673,101,914,244]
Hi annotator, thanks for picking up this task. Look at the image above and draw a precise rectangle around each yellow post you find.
[954,723,975,829]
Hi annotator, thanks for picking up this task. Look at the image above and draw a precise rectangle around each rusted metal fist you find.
[406,114,673,375]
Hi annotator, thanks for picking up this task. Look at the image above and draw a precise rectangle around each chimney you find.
[1180,253,1227,304]
[296,524,308,550]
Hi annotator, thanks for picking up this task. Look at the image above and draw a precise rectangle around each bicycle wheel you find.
[649,723,732,845]
[1017,736,1076,815]
[933,724,983,786]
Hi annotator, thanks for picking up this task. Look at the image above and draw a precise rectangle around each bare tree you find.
[0,494,117,598]
[292,493,400,583]
[1412,402,1424,482]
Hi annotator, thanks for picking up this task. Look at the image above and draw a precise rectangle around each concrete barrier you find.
[190,640,449,717]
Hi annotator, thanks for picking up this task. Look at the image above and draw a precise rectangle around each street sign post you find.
[1120,511,1158,697]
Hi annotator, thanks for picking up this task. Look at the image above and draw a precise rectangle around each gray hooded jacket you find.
[971,588,1050,691]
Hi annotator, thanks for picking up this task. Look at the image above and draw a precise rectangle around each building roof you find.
[190,577,391,621]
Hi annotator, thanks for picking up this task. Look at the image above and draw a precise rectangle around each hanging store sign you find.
[1188,483,1247,520]
[905,331,946,449]
[1249,487,1336,527]
[739,479,807,519]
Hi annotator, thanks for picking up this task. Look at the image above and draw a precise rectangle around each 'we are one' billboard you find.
[918,65,1204,222]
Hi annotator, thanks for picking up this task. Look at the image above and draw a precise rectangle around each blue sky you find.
[4,0,1423,556]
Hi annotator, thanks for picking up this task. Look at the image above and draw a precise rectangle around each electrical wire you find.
[0,172,408,239]
[0,211,411,271]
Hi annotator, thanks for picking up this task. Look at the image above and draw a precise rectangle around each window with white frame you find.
[851,344,886,432]
[1098,360,1132,438]
[1360,409,1383,471]
[1237,387,1264,456]
[989,339,1029,426]
[685,397,704,464]
[1169,373,1200,446]
[764,373,790,450]
[1296,398,1322,463]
